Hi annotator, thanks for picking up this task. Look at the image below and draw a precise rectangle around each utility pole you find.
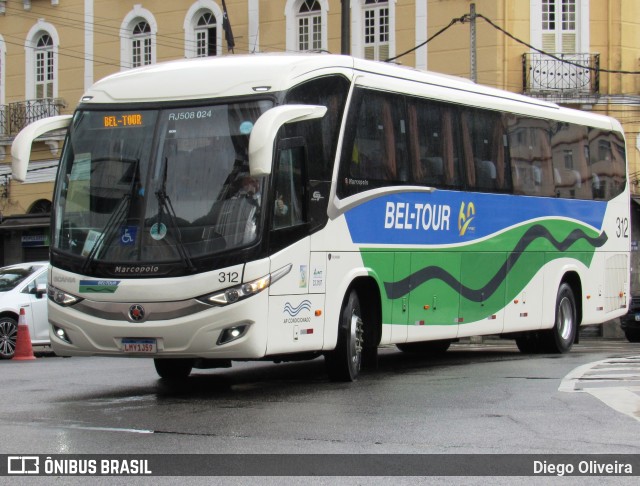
[470,2,477,83]
[341,0,350,55]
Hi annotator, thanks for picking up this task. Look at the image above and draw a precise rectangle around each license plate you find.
[635,314,640,322]
[121,338,157,353]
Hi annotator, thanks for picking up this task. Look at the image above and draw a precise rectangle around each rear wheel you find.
[515,332,541,353]
[154,358,194,380]
[0,317,18,359]
[540,283,577,353]
[325,290,363,382]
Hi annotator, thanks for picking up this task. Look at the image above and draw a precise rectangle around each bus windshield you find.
[52,100,273,267]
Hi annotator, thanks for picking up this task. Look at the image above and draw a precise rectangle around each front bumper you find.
[49,292,269,359]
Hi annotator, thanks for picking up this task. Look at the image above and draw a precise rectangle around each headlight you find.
[47,285,83,307]
[198,263,291,306]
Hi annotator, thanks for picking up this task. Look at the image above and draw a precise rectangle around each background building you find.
[0,0,639,270]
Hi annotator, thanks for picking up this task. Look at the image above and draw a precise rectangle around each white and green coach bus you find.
[12,54,629,381]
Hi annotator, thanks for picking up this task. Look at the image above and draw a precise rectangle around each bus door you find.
[406,252,461,343]
[266,138,325,355]
[458,252,506,337]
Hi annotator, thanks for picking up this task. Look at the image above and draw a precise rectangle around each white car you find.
[0,262,49,359]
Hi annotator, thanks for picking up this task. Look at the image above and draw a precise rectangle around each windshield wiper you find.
[81,157,140,274]
[81,193,131,274]
[156,157,196,272]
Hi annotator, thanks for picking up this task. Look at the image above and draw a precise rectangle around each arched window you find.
[25,22,59,100]
[35,33,54,98]
[297,0,321,51]
[285,0,328,53]
[196,12,217,57]
[132,21,152,67]
[184,2,224,58]
[28,199,52,214]
[120,7,157,69]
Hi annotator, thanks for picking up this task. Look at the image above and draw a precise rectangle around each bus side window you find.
[351,93,398,182]
[460,109,511,193]
[508,117,554,197]
[338,88,408,197]
[272,144,306,230]
[407,99,461,189]
[551,123,590,199]
[589,129,626,200]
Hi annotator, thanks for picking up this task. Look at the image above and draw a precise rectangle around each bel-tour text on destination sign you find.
[534,460,633,476]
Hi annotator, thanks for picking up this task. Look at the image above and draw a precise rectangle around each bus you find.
[12,54,629,382]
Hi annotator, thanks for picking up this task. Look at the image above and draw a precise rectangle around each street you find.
[1,337,638,458]
[0,340,640,453]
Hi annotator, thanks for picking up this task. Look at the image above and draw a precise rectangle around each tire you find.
[396,340,451,354]
[154,358,194,380]
[539,283,577,353]
[624,329,640,343]
[0,316,18,360]
[325,290,364,382]
[515,332,541,354]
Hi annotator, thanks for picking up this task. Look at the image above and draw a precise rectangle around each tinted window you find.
[339,89,408,197]
[285,75,350,181]
[589,129,626,200]
[460,108,512,192]
[336,88,626,202]
[407,98,462,189]
[507,117,555,197]
[551,122,590,199]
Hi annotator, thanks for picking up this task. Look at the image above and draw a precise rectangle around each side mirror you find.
[35,283,47,299]
[11,115,73,182]
[248,104,327,177]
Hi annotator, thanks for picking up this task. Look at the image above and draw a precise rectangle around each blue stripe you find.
[345,191,607,245]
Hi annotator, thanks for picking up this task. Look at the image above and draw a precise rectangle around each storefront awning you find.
[0,216,50,231]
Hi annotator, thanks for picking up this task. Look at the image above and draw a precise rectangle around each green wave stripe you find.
[360,221,604,325]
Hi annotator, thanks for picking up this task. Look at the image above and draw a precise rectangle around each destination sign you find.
[103,114,144,128]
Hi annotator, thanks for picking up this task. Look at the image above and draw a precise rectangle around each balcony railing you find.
[0,98,66,136]
[522,52,600,101]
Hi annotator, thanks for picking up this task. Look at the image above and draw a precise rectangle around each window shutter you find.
[364,45,375,60]
[379,44,389,61]
[562,33,576,54]
[542,33,556,53]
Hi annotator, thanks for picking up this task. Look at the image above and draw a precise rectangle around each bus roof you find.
[81,53,616,131]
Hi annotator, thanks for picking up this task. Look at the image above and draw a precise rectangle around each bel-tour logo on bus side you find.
[384,201,452,232]
[383,200,476,237]
[458,202,476,236]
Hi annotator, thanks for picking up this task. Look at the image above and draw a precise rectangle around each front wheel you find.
[0,317,18,359]
[624,329,640,343]
[540,283,577,353]
[154,358,194,380]
[325,290,364,382]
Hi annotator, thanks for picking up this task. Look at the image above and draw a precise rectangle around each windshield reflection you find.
[53,100,273,266]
